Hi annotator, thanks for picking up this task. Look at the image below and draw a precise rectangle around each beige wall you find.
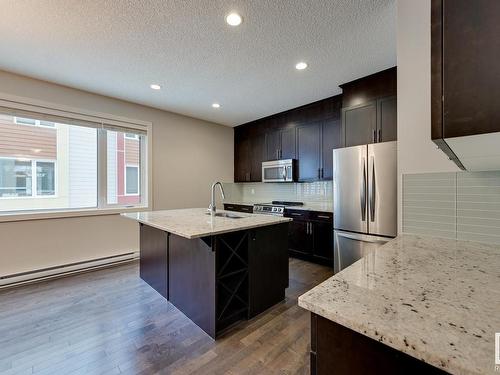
[0,70,233,276]
[396,0,459,232]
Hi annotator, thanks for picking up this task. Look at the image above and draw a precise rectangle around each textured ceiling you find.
[0,0,396,126]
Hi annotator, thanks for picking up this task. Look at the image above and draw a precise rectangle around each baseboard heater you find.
[0,252,139,289]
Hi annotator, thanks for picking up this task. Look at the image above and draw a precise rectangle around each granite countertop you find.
[223,200,333,213]
[122,208,291,239]
[298,234,500,375]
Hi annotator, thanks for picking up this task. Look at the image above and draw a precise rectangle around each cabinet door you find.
[234,136,251,182]
[342,102,377,147]
[265,130,281,161]
[297,123,321,181]
[321,120,341,180]
[250,133,266,182]
[311,221,333,263]
[442,0,500,138]
[288,220,311,256]
[280,127,296,160]
[377,96,397,142]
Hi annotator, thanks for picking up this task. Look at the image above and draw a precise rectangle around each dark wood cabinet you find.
[285,210,333,266]
[139,224,168,298]
[265,127,296,161]
[321,120,341,180]
[297,123,321,181]
[311,220,333,261]
[340,67,397,147]
[280,127,296,160]
[342,96,397,147]
[234,94,342,182]
[431,0,500,170]
[288,219,310,256]
[342,102,377,147]
[250,133,266,182]
[310,313,447,375]
[377,96,397,142]
[234,133,251,182]
[234,130,266,182]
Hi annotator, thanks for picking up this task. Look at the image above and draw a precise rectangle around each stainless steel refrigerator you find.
[332,141,397,274]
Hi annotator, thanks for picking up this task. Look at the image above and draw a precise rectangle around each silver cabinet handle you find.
[291,212,302,216]
[369,156,376,222]
[378,129,382,143]
[360,157,367,222]
[317,215,330,219]
[373,129,377,143]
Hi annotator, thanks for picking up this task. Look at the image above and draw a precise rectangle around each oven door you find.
[262,160,294,182]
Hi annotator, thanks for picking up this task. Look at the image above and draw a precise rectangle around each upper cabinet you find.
[340,67,397,147]
[431,0,500,171]
[233,67,396,183]
[234,95,342,182]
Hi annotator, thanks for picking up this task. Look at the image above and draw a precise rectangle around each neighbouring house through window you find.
[0,111,147,213]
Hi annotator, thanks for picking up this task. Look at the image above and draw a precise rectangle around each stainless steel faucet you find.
[208,181,225,215]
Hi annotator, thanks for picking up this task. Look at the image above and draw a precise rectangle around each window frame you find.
[0,94,152,222]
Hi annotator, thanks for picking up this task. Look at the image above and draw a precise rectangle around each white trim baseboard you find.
[0,252,139,289]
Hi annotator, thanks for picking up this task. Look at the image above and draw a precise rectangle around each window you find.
[0,159,32,197]
[124,133,139,140]
[36,161,56,196]
[14,117,55,128]
[0,159,56,198]
[0,110,148,214]
[106,130,143,205]
[126,165,139,195]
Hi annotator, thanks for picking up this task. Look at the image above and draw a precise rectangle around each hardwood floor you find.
[0,258,332,375]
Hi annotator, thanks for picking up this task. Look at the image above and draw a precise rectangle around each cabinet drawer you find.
[224,204,254,213]
[309,211,333,222]
[284,209,309,220]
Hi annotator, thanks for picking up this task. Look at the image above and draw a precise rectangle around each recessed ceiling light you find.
[150,84,161,90]
[212,103,221,109]
[226,13,242,26]
[295,62,308,70]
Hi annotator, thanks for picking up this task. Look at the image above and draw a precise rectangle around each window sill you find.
[0,205,150,223]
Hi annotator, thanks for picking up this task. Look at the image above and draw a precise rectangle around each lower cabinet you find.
[310,313,447,375]
[285,210,333,266]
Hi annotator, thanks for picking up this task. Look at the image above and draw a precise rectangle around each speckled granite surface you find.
[122,208,291,239]
[298,234,500,375]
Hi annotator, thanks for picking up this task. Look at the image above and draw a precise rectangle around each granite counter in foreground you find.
[298,234,500,375]
[122,208,291,239]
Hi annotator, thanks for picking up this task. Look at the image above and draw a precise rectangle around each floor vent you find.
[0,252,139,289]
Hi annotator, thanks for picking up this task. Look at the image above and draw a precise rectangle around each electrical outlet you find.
[251,188,255,195]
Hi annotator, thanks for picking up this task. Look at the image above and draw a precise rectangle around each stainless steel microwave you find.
[261,159,296,182]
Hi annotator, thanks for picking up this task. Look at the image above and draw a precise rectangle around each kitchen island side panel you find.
[168,234,217,338]
[139,223,168,299]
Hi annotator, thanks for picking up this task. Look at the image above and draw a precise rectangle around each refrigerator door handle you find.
[360,157,367,221]
[369,156,376,222]
[336,231,387,244]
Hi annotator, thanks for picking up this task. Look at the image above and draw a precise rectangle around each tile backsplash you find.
[223,181,332,204]
[403,171,500,244]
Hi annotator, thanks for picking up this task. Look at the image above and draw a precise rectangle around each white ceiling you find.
[0,0,396,126]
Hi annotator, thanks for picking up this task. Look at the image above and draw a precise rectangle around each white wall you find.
[0,70,233,276]
[396,0,459,232]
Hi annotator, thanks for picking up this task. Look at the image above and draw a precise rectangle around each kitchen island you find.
[298,234,500,375]
[123,208,292,339]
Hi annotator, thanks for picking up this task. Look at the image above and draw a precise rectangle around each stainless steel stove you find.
[253,201,303,216]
